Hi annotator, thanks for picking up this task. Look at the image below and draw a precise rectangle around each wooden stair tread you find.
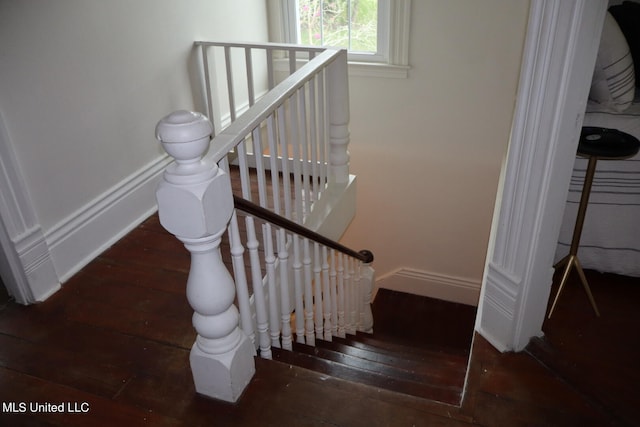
[271,347,462,405]
[294,341,465,387]
[316,337,467,376]
[371,289,476,354]
[334,332,468,365]
[368,331,471,358]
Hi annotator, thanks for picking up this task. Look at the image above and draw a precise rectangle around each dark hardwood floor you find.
[527,268,640,427]
[0,214,636,426]
[0,280,10,308]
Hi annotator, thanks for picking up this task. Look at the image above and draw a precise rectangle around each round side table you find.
[548,127,640,318]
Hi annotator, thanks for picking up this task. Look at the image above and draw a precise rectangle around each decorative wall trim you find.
[375,267,481,307]
[46,154,172,283]
[476,263,520,352]
[0,110,59,304]
[477,0,608,351]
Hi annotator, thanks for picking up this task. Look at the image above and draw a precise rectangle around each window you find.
[294,0,385,62]
[274,0,411,78]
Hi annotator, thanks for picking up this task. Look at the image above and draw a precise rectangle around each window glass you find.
[296,0,379,54]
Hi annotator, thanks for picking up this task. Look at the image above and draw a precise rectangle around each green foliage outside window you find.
[297,0,378,53]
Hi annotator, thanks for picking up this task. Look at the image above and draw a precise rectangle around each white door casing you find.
[0,110,60,304]
[477,0,608,351]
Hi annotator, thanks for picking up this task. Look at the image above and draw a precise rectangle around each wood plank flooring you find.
[527,269,640,427]
[0,213,635,426]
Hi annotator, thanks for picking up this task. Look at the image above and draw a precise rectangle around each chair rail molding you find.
[0,110,59,304]
[477,0,608,352]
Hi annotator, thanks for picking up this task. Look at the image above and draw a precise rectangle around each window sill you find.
[347,61,410,79]
[274,58,410,79]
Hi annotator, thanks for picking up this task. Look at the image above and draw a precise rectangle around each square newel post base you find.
[189,333,256,403]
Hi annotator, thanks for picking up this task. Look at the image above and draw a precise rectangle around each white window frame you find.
[272,0,411,78]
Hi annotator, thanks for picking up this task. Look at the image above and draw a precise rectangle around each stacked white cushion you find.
[589,12,635,112]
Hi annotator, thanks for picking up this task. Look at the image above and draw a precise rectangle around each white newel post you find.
[155,110,255,402]
[327,50,350,185]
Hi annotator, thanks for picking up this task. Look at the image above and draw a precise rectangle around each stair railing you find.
[195,41,325,137]
[233,195,374,355]
[155,44,370,403]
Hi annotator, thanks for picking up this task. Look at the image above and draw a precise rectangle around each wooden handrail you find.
[195,40,325,53]
[233,195,374,264]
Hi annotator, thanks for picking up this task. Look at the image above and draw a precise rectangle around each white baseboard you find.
[375,268,481,306]
[13,226,61,302]
[46,155,172,283]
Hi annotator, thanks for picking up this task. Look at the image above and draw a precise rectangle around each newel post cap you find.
[156,110,213,162]
[156,110,212,143]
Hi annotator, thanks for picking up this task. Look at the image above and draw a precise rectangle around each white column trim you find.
[477,0,608,351]
[0,110,60,304]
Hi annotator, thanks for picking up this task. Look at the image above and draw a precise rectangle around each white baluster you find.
[277,105,293,221]
[318,69,327,191]
[327,51,350,185]
[246,214,272,359]
[337,253,346,338]
[313,242,323,338]
[292,235,305,344]
[277,229,293,350]
[329,250,338,337]
[309,77,319,201]
[303,238,315,345]
[252,127,269,208]
[289,48,297,74]
[354,260,363,332]
[349,257,357,335]
[344,256,354,335]
[155,110,254,402]
[264,223,280,348]
[245,47,255,107]
[224,46,237,123]
[200,47,216,136]
[228,211,255,346]
[267,115,281,215]
[290,94,304,224]
[266,48,275,90]
[322,246,332,341]
[298,88,312,218]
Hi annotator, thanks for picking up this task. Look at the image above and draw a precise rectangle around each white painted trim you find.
[46,155,172,283]
[0,110,60,304]
[274,58,410,79]
[477,0,608,351]
[388,0,411,66]
[375,268,480,307]
[304,176,357,241]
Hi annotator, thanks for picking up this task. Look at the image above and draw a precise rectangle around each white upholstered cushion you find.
[589,12,635,112]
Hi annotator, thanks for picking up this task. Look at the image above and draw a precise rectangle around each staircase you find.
[271,289,476,406]
[154,40,479,405]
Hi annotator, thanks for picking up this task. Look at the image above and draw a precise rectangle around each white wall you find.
[0,0,269,284]
[340,0,530,304]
